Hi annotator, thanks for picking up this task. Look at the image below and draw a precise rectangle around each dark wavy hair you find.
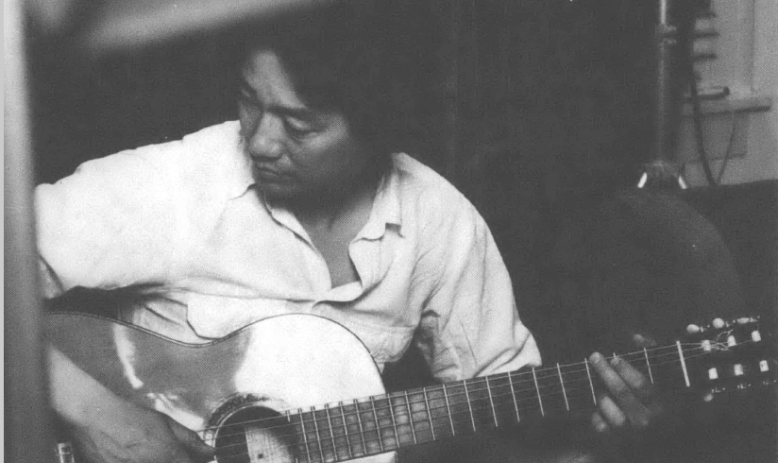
[237,2,440,161]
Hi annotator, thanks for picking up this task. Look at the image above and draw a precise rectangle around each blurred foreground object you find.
[28,0,339,54]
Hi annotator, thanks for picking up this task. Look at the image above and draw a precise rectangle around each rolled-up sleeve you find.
[414,193,541,382]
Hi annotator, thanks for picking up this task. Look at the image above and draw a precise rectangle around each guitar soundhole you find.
[214,406,298,463]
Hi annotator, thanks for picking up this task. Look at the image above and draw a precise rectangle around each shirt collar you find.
[227,128,256,200]
[358,155,404,240]
[230,133,404,240]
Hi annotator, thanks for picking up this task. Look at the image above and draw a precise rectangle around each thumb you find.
[166,416,215,462]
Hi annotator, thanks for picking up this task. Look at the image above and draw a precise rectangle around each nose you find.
[245,116,284,160]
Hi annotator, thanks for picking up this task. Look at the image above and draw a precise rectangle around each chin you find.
[255,182,304,200]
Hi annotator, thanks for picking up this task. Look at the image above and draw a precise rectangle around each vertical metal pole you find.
[5,0,57,461]
[638,0,687,189]
[654,0,677,164]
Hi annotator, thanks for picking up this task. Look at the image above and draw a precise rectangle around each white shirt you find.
[36,121,540,380]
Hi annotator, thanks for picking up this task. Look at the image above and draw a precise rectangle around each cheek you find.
[317,143,369,176]
[290,121,371,182]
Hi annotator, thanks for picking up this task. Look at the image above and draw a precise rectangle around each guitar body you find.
[48,312,775,463]
[48,313,391,463]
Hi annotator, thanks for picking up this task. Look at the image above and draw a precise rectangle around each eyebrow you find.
[238,79,316,121]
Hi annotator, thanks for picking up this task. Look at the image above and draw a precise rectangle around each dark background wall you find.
[32,0,769,355]
[29,3,776,460]
[29,0,657,293]
[27,0,690,354]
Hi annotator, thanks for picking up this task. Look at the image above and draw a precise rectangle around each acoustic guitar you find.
[49,312,775,463]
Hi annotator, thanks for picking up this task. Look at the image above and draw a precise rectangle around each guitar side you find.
[47,312,390,463]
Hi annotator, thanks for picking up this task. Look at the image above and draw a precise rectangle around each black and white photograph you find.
[6,0,777,462]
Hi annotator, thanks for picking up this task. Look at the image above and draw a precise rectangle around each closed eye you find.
[283,118,317,137]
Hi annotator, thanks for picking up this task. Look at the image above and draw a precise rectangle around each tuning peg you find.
[701,339,712,352]
[712,318,726,329]
[687,324,702,334]
[759,360,771,373]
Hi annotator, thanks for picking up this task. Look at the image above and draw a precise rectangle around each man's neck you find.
[282,177,379,230]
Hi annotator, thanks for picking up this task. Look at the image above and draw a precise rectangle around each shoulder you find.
[39,121,246,197]
[392,153,482,231]
[46,121,241,182]
[136,121,244,181]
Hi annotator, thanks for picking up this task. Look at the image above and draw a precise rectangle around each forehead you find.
[240,48,308,110]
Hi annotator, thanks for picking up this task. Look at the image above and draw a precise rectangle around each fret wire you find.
[643,347,655,384]
[386,395,399,446]
[403,391,418,444]
[324,404,337,460]
[369,397,385,453]
[234,397,558,460]
[217,343,706,459]
[216,347,702,458]
[585,359,597,406]
[338,402,353,460]
[485,376,499,427]
[557,363,570,412]
[422,388,437,441]
[676,341,691,387]
[442,383,456,436]
[310,407,325,463]
[531,367,545,417]
[354,399,367,456]
[201,344,700,435]
[312,353,682,435]
[227,358,706,462]
[298,408,313,463]
[462,379,477,432]
[215,398,596,461]
[507,371,521,423]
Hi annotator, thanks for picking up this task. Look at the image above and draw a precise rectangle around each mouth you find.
[253,165,292,182]
[254,165,287,176]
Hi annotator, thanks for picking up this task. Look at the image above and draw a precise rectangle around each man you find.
[39,4,661,463]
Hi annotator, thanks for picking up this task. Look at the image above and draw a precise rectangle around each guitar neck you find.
[49,313,774,463]
[283,343,694,462]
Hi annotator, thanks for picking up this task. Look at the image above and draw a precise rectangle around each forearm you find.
[48,346,123,428]
[48,346,213,463]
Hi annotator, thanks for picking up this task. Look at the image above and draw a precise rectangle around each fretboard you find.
[282,343,694,463]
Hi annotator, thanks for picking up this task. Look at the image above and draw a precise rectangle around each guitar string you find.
[200,342,740,454]
[209,342,768,458]
[199,343,746,456]
[211,338,771,459]
[197,345,682,439]
[212,391,608,460]
[211,348,728,463]
[195,342,717,435]
[214,369,760,462]
[195,342,740,441]
[212,363,678,457]
[211,345,767,461]
[211,386,589,456]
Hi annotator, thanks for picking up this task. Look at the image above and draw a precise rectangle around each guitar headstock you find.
[684,316,776,402]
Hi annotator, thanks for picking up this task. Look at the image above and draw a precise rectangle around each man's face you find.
[238,48,372,201]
